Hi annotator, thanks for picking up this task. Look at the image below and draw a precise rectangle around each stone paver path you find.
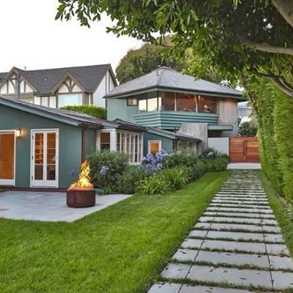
[148,171,293,293]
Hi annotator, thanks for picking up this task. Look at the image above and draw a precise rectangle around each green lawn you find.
[0,172,228,293]
[261,173,293,257]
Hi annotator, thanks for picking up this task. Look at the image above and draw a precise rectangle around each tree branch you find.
[272,0,293,29]
[248,67,293,98]
[242,40,293,56]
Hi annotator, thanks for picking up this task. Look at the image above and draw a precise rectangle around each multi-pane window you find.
[98,130,143,164]
[138,99,147,112]
[34,96,57,108]
[198,96,218,113]
[100,132,111,151]
[127,98,138,106]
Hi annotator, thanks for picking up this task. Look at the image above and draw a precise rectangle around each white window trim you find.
[96,129,144,164]
[148,140,162,154]
[30,128,59,188]
[0,130,17,186]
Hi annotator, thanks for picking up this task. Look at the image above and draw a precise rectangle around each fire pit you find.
[67,161,96,208]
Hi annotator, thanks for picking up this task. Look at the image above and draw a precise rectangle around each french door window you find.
[31,129,59,187]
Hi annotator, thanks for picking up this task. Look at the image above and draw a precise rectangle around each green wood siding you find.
[0,105,95,188]
[143,133,174,155]
[134,111,218,130]
[107,98,138,123]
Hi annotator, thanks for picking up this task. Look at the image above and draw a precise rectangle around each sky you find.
[0,0,143,72]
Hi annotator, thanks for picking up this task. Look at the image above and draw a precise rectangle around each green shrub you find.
[163,153,198,169]
[88,152,128,193]
[239,121,257,137]
[117,165,150,194]
[137,173,170,195]
[137,167,192,195]
[62,105,107,119]
[160,167,192,190]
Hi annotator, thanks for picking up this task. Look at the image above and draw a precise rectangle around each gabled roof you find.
[0,97,146,133]
[0,96,103,128]
[0,64,117,95]
[107,67,243,100]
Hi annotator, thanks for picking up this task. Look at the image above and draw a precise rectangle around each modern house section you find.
[0,64,116,109]
[106,67,244,139]
[0,97,145,189]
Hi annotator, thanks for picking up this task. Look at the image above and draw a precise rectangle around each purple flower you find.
[100,166,109,176]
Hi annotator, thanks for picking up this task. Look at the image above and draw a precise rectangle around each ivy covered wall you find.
[247,77,293,201]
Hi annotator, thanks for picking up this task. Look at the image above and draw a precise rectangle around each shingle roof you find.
[0,96,145,133]
[107,67,243,99]
[0,64,116,95]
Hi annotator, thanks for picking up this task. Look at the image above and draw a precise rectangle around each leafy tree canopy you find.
[56,0,293,97]
[116,39,228,84]
[116,40,183,83]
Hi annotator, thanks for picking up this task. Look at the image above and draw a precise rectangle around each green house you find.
[0,97,145,189]
[106,67,244,154]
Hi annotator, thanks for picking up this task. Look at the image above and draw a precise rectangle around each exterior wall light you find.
[16,129,23,138]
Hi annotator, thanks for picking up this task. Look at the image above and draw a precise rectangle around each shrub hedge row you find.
[88,151,229,195]
[61,105,107,119]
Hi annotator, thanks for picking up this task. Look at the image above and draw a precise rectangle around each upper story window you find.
[138,99,147,112]
[34,96,57,108]
[58,94,83,108]
[127,98,138,106]
[198,96,218,114]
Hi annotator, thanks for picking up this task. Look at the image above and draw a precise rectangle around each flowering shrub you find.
[142,150,168,173]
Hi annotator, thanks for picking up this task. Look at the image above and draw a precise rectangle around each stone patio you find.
[0,191,132,222]
[148,171,293,292]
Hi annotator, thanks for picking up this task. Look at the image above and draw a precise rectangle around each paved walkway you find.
[0,191,132,222]
[148,171,293,292]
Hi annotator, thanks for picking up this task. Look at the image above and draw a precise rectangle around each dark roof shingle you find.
[0,64,116,95]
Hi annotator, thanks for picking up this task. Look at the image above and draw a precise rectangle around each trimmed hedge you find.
[247,77,293,201]
[62,105,107,119]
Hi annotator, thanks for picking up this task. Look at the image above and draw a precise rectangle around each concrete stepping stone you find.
[207,207,273,214]
[195,223,280,233]
[189,230,265,242]
[180,284,255,293]
[181,238,204,250]
[161,263,190,279]
[271,271,293,290]
[148,283,255,293]
[186,265,273,290]
[199,216,277,226]
[172,249,198,262]
[266,244,290,256]
[195,250,270,269]
[201,240,267,255]
[214,199,268,204]
[269,255,293,271]
[210,203,270,209]
[204,212,275,219]
[148,283,181,293]
[264,233,285,244]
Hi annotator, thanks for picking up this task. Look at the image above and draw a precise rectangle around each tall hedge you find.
[247,77,293,201]
[274,90,293,200]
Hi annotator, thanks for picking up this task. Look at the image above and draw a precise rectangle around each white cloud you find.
[0,0,143,72]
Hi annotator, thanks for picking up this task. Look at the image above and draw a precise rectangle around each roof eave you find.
[106,85,243,100]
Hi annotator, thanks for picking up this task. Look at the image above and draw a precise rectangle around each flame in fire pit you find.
[69,160,94,190]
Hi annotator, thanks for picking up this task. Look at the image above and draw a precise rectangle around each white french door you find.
[31,129,59,188]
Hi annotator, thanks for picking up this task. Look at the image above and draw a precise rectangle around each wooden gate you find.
[229,137,260,162]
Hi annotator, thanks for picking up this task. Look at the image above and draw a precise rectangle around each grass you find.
[0,172,228,293]
[260,172,293,257]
